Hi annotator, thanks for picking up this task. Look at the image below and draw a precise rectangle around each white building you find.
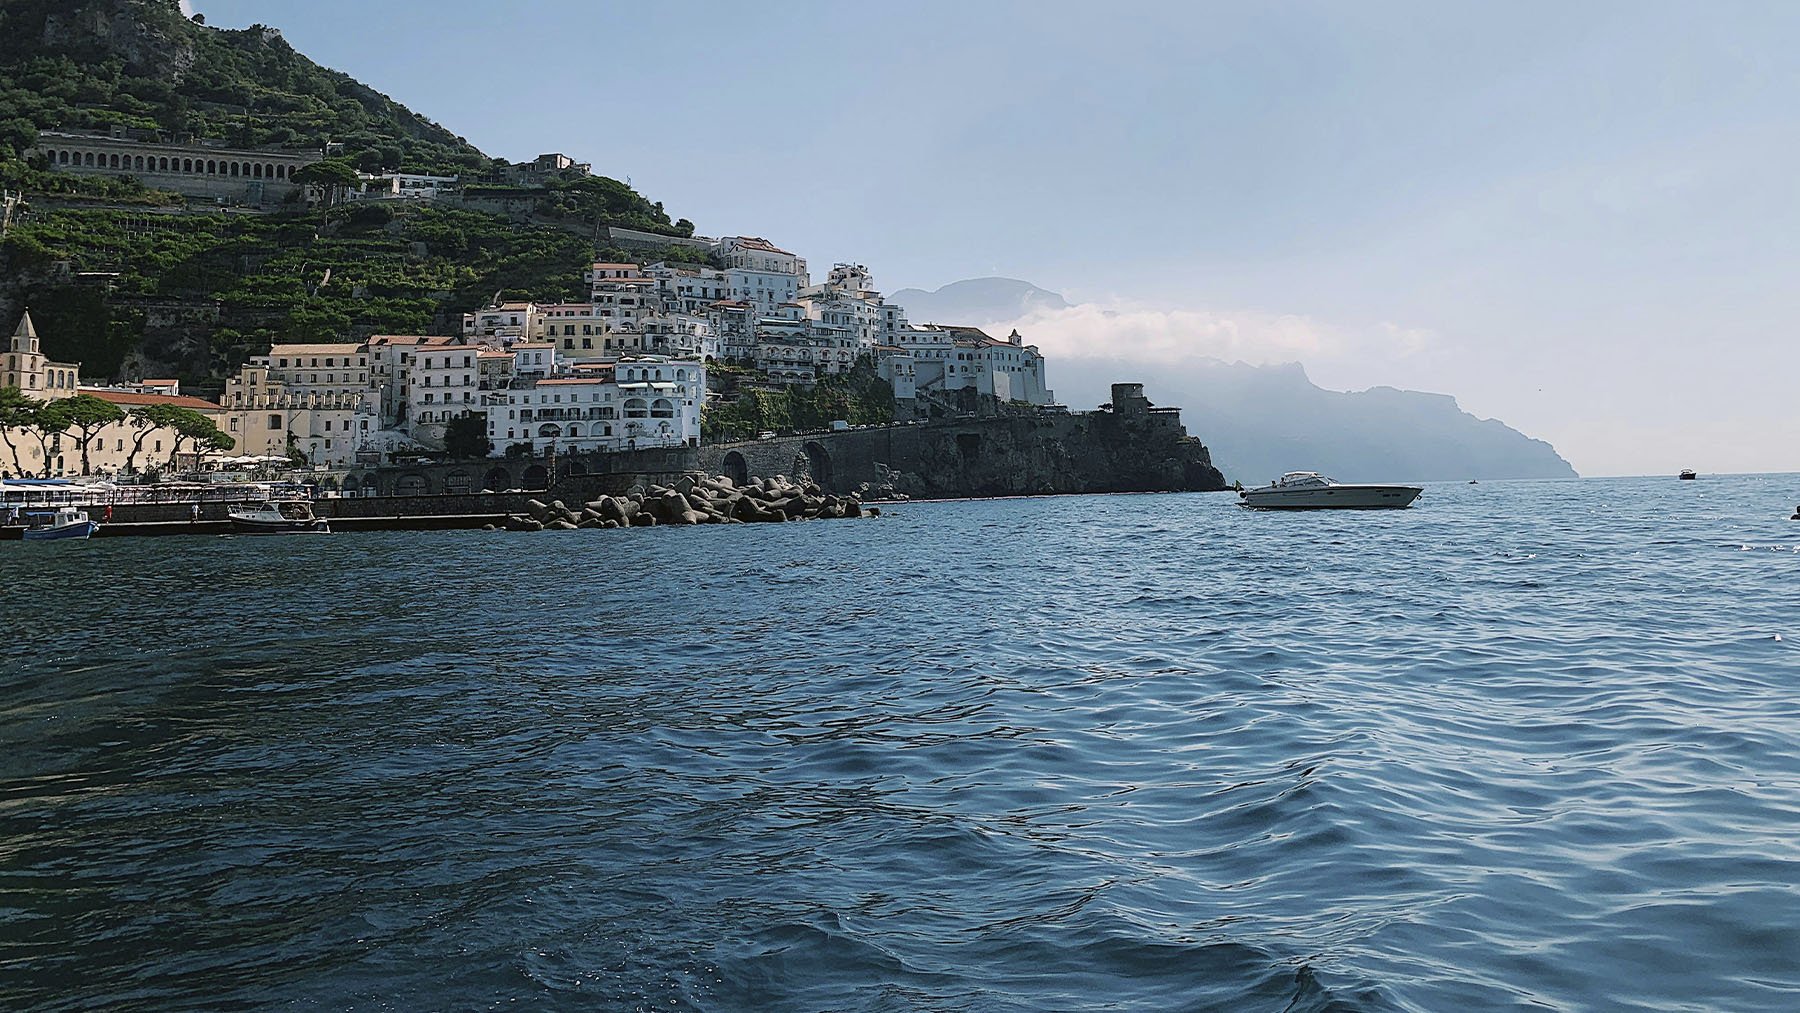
[354,171,459,200]
[487,356,705,455]
[900,324,1054,405]
[366,335,480,434]
[645,263,733,314]
[715,237,809,316]
[463,302,539,344]
[253,342,373,403]
[220,363,375,469]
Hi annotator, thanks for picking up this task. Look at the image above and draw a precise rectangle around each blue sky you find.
[192,0,1800,475]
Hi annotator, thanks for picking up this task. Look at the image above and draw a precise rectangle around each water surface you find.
[3,476,1798,1011]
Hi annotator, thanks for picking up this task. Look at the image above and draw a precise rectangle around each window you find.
[229,418,239,432]
[268,415,283,429]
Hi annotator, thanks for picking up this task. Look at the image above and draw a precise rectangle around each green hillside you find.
[0,0,483,174]
[0,0,703,389]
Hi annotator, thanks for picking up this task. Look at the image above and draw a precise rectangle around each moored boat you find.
[1679,469,1697,480]
[1240,472,1422,510]
[21,507,99,541]
[227,500,330,534]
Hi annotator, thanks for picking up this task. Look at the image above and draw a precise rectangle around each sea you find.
[2,475,1797,1012]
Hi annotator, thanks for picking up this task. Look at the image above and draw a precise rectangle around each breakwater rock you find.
[503,473,869,532]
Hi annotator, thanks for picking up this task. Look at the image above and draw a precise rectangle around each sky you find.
[190,0,1800,476]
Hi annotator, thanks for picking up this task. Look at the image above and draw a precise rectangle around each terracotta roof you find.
[729,236,794,255]
[477,350,512,359]
[265,343,366,355]
[139,378,179,384]
[512,342,555,349]
[87,389,223,411]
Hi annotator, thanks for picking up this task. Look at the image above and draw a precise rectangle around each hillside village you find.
[0,1,1066,484]
[3,211,1057,480]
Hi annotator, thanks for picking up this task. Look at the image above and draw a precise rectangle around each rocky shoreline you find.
[500,473,876,531]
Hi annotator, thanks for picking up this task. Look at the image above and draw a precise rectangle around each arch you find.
[252,163,263,178]
[275,164,286,179]
[358,473,381,495]
[650,397,675,418]
[84,152,95,166]
[483,466,512,491]
[623,398,648,418]
[342,474,361,493]
[803,441,833,490]
[158,156,169,171]
[521,464,549,489]
[318,476,340,491]
[537,423,562,438]
[183,158,193,172]
[228,161,238,177]
[443,471,473,495]
[395,474,429,497]
[134,155,144,170]
[722,450,748,487]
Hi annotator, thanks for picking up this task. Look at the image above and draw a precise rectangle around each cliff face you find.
[36,0,198,80]
[698,394,1228,500]
[891,414,1224,498]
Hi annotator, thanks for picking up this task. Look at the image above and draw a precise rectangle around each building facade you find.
[33,128,323,203]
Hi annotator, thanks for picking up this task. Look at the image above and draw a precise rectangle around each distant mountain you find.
[894,277,1578,483]
[1141,360,1577,484]
[889,277,1067,325]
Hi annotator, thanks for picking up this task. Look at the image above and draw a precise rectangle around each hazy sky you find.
[193,0,1800,476]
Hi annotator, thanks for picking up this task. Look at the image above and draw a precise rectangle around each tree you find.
[0,386,41,477]
[443,412,491,459]
[120,404,174,475]
[160,407,234,472]
[291,158,361,207]
[59,394,126,475]
[21,398,73,477]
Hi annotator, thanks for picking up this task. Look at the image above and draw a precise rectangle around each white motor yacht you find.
[1239,472,1422,510]
[227,500,330,534]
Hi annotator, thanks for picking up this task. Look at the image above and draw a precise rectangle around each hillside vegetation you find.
[0,0,702,389]
[0,0,483,173]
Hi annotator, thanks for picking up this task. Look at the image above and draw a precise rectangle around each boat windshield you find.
[1276,472,1333,488]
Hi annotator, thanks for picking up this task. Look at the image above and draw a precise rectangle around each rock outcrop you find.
[504,473,869,532]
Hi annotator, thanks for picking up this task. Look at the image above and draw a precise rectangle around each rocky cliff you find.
[698,386,1227,500]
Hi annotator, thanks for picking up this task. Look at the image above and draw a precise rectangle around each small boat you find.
[227,499,330,534]
[21,507,99,541]
[1240,472,1422,510]
[1679,470,1698,480]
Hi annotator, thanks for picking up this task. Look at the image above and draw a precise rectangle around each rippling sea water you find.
[3,476,1798,1012]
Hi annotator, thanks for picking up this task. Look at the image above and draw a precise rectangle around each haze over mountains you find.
[890,278,1577,484]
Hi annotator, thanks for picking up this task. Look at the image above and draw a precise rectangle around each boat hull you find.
[228,517,330,534]
[1240,485,1422,509]
[21,520,99,541]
